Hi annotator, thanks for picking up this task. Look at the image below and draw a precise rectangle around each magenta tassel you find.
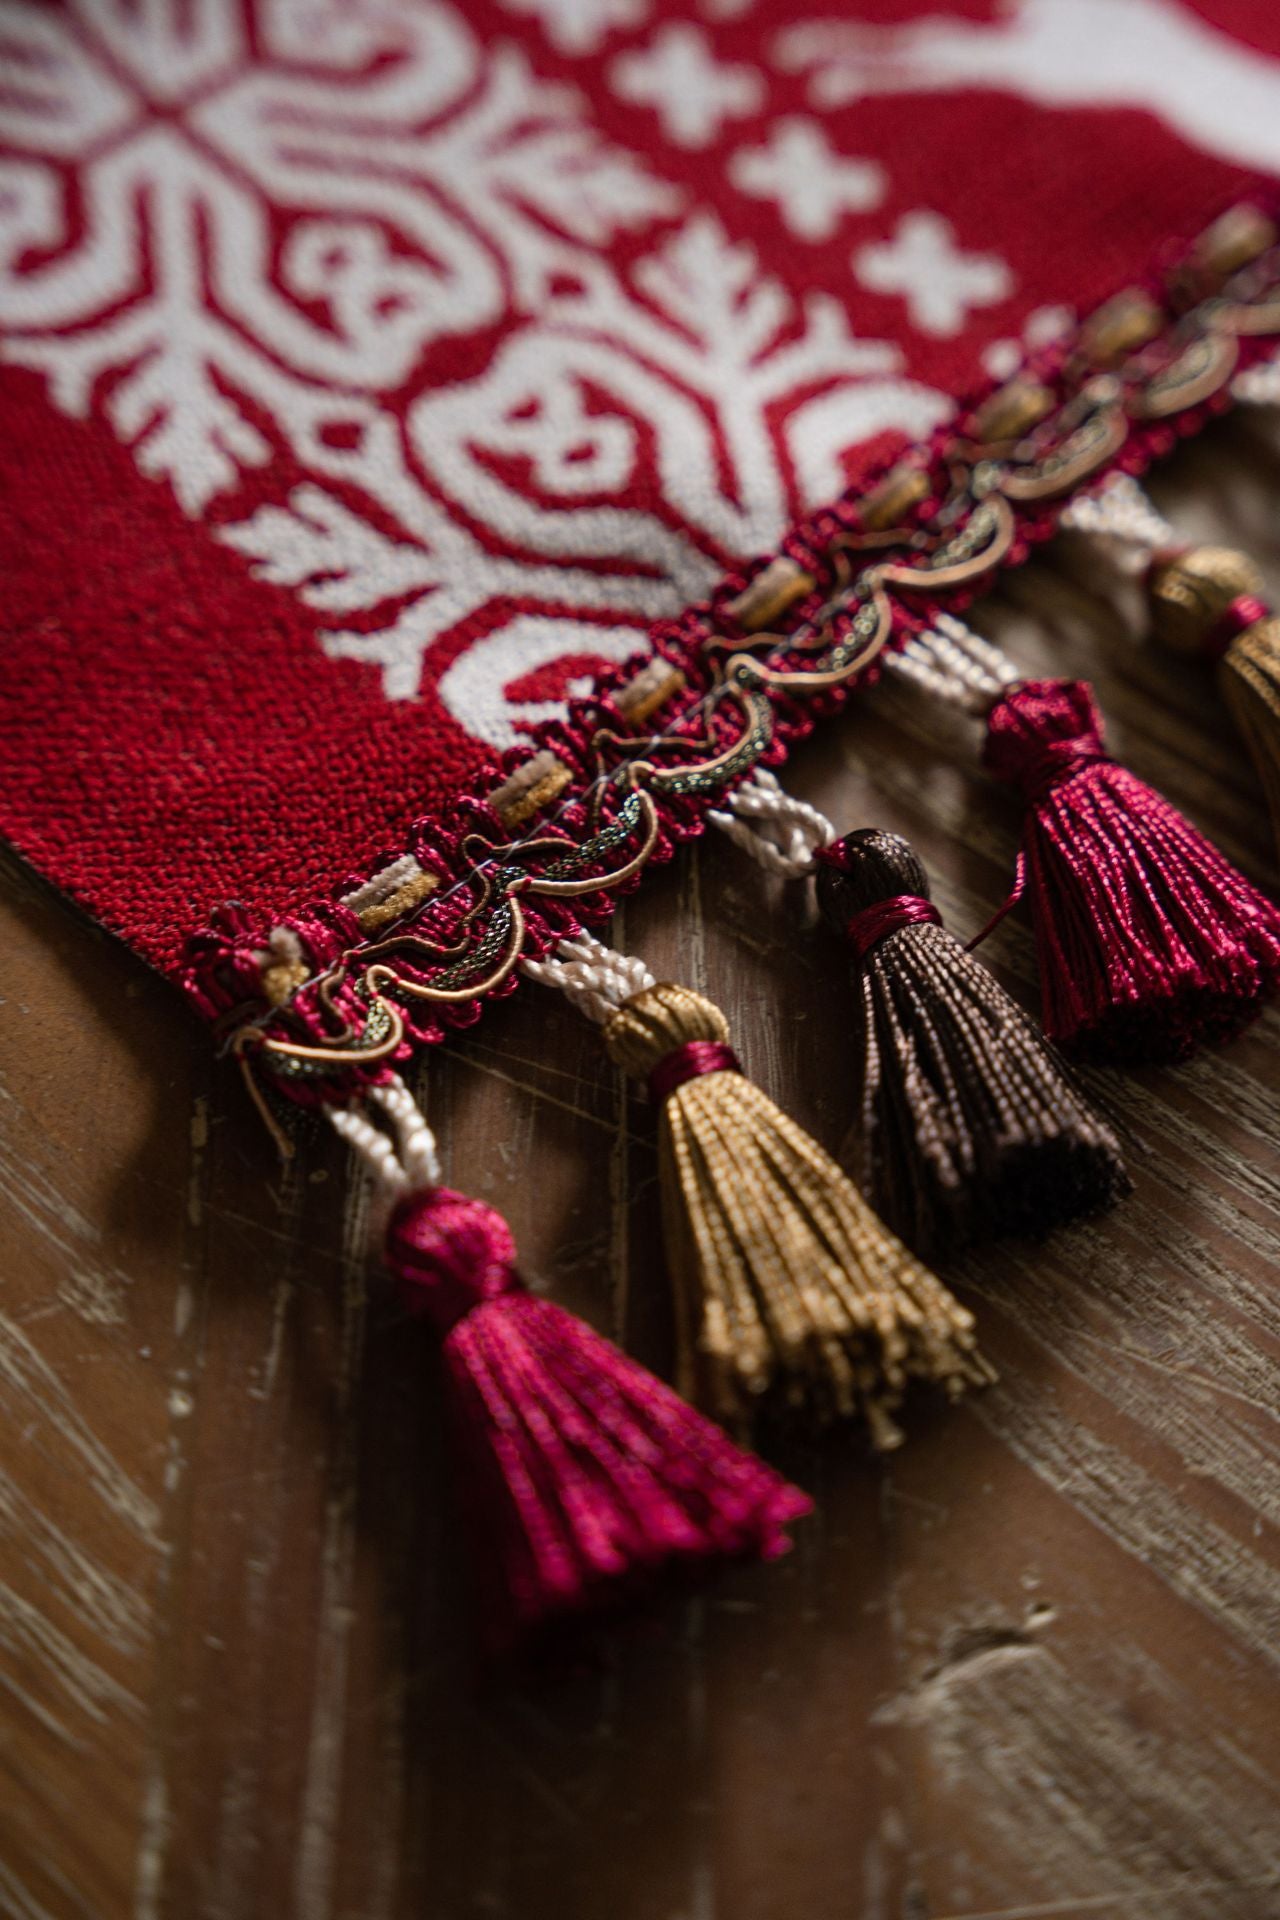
[983,679,1280,1064]
[386,1188,811,1659]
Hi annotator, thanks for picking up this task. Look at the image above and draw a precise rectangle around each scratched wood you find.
[3,414,1280,1920]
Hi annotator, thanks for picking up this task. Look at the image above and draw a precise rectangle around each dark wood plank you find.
[3,415,1279,1920]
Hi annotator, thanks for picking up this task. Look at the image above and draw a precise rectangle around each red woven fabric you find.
[2,1,1279,980]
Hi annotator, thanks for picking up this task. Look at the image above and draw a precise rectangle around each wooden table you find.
[4,418,1279,1920]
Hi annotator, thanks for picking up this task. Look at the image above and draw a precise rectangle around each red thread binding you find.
[1207,593,1272,658]
[647,1041,741,1105]
[844,895,942,962]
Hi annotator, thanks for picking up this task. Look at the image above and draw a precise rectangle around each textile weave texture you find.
[2,0,1279,990]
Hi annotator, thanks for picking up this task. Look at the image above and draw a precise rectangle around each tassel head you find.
[603,979,734,1075]
[385,1185,811,1659]
[984,678,1280,1062]
[1146,545,1266,658]
[815,827,943,958]
[817,828,1128,1252]
[983,677,1111,799]
[603,982,993,1444]
[1144,545,1280,865]
[388,1186,519,1330]
[1219,614,1280,860]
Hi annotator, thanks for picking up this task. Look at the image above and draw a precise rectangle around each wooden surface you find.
[4,416,1280,1920]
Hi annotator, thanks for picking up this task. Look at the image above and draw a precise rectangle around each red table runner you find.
[1,0,1278,1010]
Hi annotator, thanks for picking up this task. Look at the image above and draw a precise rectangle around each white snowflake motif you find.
[610,24,764,148]
[0,0,945,744]
[436,618,646,750]
[854,212,1013,337]
[0,0,677,512]
[729,118,886,242]
[226,216,948,712]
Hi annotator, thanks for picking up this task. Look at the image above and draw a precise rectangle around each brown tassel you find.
[601,981,993,1448]
[1147,545,1280,856]
[815,829,1130,1256]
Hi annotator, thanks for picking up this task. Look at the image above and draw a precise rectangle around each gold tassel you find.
[1220,618,1280,859]
[602,982,994,1448]
[1147,545,1280,855]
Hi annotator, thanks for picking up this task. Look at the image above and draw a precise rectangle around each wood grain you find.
[2,414,1279,1920]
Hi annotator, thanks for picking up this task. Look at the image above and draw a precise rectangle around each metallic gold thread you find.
[260,957,310,1007]
[1221,615,1280,857]
[1147,545,1266,656]
[725,557,817,632]
[603,982,993,1442]
[355,869,440,935]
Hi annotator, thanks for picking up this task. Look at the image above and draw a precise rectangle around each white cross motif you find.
[729,118,886,241]
[610,24,764,148]
[854,211,1014,337]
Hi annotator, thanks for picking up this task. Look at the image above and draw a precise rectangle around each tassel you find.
[1062,476,1280,861]
[1145,544,1280,860]
[332,1079,810,1661]
[599,980,994,1446]
[1222,617,1280,858]
[982,678,1280,1063]
[705,771,1127,1247]
[814,826,1129,1253]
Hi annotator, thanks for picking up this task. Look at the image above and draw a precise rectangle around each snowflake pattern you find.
[0,1,676,512]
[226,216,948,712]
[0,0,980,745]
[499,0,650,56]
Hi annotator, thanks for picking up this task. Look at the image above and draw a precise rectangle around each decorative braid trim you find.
[185,194,1280,1116]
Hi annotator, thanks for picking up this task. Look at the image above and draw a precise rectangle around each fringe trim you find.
[187,191,1280,1113]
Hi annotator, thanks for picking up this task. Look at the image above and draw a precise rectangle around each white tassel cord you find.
[522,932,655,1025]
[707,768,835,877]
[326,1073,440,1202]
[523,779,833,978]
[1232,348,1280,408]
[885,612,1020,714]
[1059,472,1178,573]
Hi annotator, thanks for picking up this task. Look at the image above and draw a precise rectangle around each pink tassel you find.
[386,1187,811,1659]
[982,679,1280,1063]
